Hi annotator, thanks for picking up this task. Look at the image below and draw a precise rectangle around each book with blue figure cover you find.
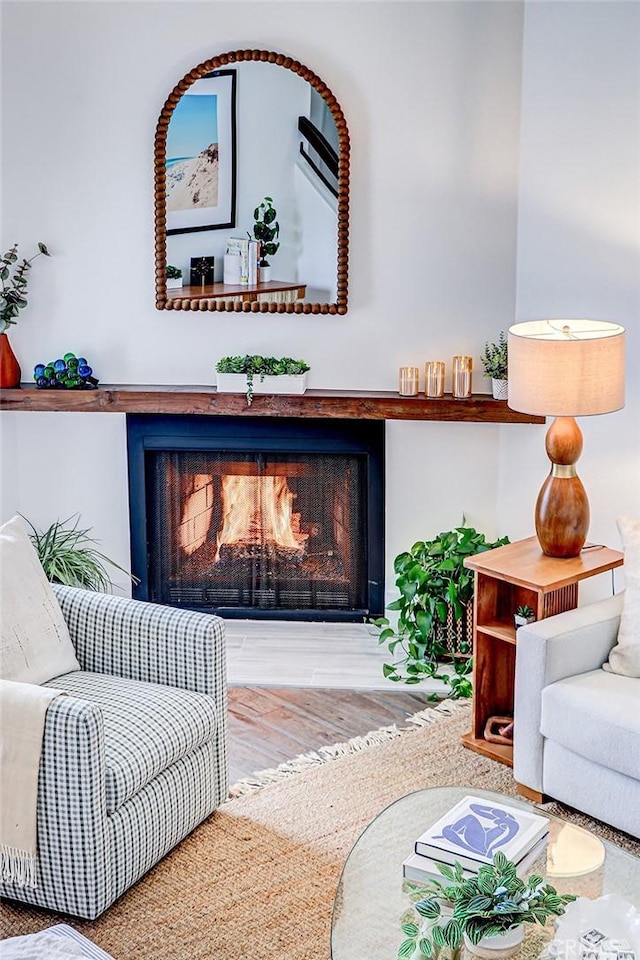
[414,795,549,869]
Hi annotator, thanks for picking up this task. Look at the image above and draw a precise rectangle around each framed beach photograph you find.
[166,70,236,235]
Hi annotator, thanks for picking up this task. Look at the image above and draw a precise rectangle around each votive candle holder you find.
[398,366,420,396]
[424,361,445,398]
[452,355,473,399]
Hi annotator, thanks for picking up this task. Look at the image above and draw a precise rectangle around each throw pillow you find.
[0,515,80,683]
[603,515,640,677]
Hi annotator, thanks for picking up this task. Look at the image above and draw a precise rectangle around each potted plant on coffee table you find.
[481,332,508,400]
[399,851,576,960]
[215,354,310,405]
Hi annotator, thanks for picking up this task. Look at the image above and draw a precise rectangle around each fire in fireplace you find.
[127,415,384,621]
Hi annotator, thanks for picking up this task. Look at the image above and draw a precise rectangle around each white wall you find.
[0,1,530,600]
[500,0,640,601]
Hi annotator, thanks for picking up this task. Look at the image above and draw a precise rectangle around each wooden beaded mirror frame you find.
[154,49,350,315]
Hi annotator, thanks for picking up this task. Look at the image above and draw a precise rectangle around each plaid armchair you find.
[0,586,228,920]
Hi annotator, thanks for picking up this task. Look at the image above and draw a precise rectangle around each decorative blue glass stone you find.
[34,364,45,377]
[78,365,92,377]
[54,359,66,372]
[77,357,88,367]
[36,377,47,387]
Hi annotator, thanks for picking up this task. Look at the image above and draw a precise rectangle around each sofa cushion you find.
[45,671,218,813]
[541,668,640,780]
[0,516,80,684]
[603,515,640,677]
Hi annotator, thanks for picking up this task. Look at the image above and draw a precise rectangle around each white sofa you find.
[514,592,640,839]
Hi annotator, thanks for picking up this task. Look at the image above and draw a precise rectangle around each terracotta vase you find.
[0,332,21,388]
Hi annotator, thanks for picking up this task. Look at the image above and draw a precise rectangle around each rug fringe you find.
[227,698,470,798]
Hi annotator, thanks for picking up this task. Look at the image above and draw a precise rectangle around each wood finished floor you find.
[227,686,433,785]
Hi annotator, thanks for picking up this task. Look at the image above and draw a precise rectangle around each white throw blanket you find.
[0,679,66,887]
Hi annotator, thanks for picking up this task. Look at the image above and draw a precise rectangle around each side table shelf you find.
[461,537,624,769]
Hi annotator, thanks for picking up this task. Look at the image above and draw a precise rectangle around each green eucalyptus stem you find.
[0,241,50,333]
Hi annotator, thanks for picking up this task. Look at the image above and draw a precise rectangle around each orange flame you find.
[216,475,308,559]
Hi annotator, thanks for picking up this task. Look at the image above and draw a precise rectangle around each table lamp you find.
[508,319,625,558]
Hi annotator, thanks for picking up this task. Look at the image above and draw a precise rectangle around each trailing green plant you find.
[22,514,138,591]
[166,264,182,279]
[215,354,310,405]
[371,525,509,699]
[1,242,51,333]
[250,196,280,266]
[399,851,576,959]
[480,332,508,381]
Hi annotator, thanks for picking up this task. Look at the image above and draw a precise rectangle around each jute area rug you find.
[1,702,638,959]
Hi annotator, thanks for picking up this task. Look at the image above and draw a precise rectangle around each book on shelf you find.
[403,834,548,886]
[413,795,549,871]
[226,237,250,284]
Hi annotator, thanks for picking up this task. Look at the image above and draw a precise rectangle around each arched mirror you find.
[155,50,350,315]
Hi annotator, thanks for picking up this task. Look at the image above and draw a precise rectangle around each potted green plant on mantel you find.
[481,332,508,400]
[0,241,50,388]
[215,354,310,406]
[399,851,576,960]
[251,196,280,282]
[371,525,509,700]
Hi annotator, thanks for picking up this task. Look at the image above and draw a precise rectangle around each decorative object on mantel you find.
[370,524,509,699]
[33,352,99,389]
[166,264,183,289]
[0,241,51,388]
[424,361,445,398]
[215,354,310,406]
[251,196,280,282]
[398,366,420,396]
[481,331,509,400]
[22,513,138,590]
[508,319,625,558]
[399,849,576,960]
[452,355,473,399]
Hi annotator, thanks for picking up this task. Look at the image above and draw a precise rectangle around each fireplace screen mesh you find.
[146,450,368,614]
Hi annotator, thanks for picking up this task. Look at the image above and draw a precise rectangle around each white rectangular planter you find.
[216,372,308,396]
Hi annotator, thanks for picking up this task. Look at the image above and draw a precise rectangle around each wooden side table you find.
[460,536,623,771]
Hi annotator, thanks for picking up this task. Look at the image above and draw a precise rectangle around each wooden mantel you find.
[0,384,545,423]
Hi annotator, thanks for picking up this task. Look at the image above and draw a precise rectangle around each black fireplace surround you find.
[127,415,384,621]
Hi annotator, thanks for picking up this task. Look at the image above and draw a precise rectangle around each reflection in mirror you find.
[155,50,350,314]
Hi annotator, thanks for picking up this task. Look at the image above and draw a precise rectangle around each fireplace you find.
[127,415,384,620]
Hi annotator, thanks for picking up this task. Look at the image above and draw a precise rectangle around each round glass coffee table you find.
[331,787,640,959]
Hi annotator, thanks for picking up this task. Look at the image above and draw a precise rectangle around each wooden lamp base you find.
[535,416,590,558]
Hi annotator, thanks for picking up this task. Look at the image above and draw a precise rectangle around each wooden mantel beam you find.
[0,385,545,424]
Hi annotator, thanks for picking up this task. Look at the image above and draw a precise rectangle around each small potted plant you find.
[251,197,280,282]
[514,604,535,628]
[399,851,576,960]
[481,332,508,400]
[166,264,183,289]
[215,354,310,406]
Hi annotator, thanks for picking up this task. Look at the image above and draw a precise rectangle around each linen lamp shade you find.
[508,319,625,558]
[508,320,625,417]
